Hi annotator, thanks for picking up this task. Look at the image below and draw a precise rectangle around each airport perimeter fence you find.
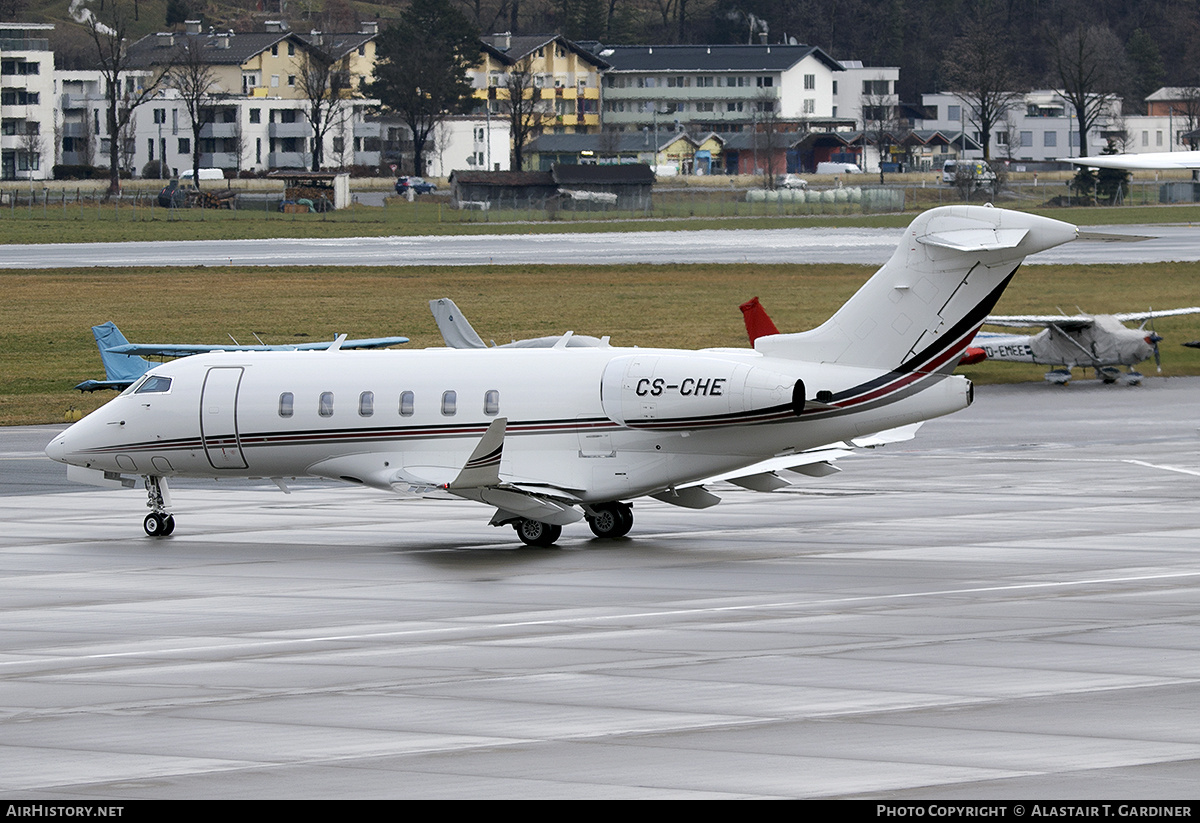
[0,179,1195,227]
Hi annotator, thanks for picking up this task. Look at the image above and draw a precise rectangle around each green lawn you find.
[5,260,1200,426]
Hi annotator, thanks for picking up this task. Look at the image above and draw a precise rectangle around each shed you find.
[266,171,351,210]
[551,163,654,209]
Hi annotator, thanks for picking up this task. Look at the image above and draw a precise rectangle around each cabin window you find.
[484,389,500,416]
[278,392,294,417]
[441,390,457,416]
[135,375,172,394]
[359,391,374,417]
[319,391,334,417]
[399,391,414,416]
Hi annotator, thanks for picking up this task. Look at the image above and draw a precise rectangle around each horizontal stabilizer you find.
[920,227,1028,252]
[850,422,923,448]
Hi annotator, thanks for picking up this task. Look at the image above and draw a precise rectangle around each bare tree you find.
[1176,86,1200,150]
[19,127,43,179]
[168,35,219,188]
[82,0,170,193]
[1051,25,1125,159]
[940,15,1024,162]
[861,93,897,183]
[503,56,554,170]
[297,38,351,172]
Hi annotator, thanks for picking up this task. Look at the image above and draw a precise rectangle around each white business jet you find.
[46,205,1077,545]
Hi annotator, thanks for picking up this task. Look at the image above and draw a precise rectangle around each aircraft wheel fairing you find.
[514,519,562,547]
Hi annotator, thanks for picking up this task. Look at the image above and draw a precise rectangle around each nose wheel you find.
[144,512,176,536]
[143,475,175,537]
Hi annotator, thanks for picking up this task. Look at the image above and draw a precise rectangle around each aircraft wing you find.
[1066,151,1200,171]
[677,424,923,493]
[1110,307,1200,323]
[108,336,408,357]
[984,314,1094,331]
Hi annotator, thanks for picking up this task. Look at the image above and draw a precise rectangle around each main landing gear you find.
[511,501,634,547]
[585,501,634,539]
[143,475,175,537]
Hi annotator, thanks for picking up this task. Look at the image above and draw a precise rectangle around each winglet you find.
[449,418,507,489]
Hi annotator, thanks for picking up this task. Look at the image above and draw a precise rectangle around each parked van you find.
[179,168,225,182]
[816,161,862,175]
[942,160,996,186]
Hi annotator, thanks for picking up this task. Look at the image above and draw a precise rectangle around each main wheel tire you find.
[588,502,633,538]
[514,519,562,547]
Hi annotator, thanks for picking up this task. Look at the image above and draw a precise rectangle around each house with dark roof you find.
[594,44,844,134]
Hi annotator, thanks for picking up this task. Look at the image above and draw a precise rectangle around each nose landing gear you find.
[143,476,175,536]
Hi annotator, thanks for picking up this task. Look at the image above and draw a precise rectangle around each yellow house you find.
[471,34,608,134]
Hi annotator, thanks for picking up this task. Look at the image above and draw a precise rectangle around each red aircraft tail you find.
[739,296,780,344]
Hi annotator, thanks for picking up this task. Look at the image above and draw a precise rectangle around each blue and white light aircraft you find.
[46,206,1077,545]
[73,321,409,392]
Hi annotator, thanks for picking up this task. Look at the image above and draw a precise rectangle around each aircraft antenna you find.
[252,332,266,346]
[228,333,241,345]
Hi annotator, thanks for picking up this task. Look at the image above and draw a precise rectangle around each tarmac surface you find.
[0,223,1196,268]
[3,377,1199,798]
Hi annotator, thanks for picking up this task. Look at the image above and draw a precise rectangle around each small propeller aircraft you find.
[74,321,409,392]
[975,308,1200,384]
[46,205,1078,544]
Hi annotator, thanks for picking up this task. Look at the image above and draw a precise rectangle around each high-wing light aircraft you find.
[1066,151,1200,172]
[74,321,409,392]
[429,298,610,349]
[976,308,1200,384]
[46,206,1077,544]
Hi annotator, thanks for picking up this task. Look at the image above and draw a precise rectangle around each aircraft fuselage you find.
[48,346,971,504]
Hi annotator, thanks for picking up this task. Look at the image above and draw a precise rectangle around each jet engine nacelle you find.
[600,354,803,429]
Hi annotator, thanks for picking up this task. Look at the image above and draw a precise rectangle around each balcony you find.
[269,121,312,138]
[199,152,240,168]
[268,151,308,169]
[200,122,240,139]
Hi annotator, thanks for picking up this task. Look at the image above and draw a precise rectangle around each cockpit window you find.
[134,375,173,394]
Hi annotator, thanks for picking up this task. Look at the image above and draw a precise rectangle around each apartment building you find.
[471,34,608,135]
[596,43,844,134]
[0,22,55,180]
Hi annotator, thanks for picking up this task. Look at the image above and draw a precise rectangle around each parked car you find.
[395,176,437,195]
[775,173,808,189]
[942,160,997,186]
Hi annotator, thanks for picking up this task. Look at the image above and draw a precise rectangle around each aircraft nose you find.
[45,434,67,464]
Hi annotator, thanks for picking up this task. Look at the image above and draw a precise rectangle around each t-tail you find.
[756,206,1077,373]
[73,322,152,392]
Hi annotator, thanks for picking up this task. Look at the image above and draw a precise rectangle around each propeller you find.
[1140,308,1164,372]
